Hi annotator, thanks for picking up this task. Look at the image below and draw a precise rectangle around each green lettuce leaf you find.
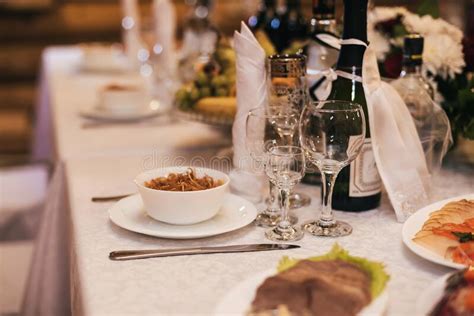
[277,244,390,299]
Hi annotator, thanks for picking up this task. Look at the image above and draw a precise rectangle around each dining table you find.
[24,45,474,316]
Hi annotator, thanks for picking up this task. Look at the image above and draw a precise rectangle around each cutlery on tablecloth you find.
[91,194,133,202]
[109,244,300,261]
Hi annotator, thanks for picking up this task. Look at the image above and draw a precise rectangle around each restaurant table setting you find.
[23,0,474,315]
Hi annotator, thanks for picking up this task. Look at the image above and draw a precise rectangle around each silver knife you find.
[109,243,300,261]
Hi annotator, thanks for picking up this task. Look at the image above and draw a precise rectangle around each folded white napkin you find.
[363,45,431,222]
[121,0,143,67]
[229,22,267,202]
[153,0,177,77]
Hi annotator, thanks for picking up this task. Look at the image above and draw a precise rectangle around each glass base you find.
[289,192,311,209]
[255,211,298,228]
[303,220,352,237]
[265,224,304,241]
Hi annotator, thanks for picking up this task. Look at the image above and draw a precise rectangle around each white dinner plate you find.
[402,193,474,269]
[108,193,257,239]
[214,269,389,316]
[415,272,453,315]
[80,104,166,122]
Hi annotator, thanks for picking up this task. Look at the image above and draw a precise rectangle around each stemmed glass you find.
[246,107,297,227]
[265,146,305,241]
[267,104,311,209]
[299,100,366,237]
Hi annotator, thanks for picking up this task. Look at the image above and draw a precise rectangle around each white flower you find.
[403,13,463,43]
[423,34,465,79]
[368,29,391,60]
[368,6,409,25]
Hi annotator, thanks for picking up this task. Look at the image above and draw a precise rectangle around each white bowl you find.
[98,84,150,115]
[135,167,230,225]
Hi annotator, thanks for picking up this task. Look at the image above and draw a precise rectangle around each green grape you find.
[189,87,200,102]
[200,87,211,98]
[211,75,228,88]
[215,87,228,97]
[175,88,188,103]
[195,72,209,87]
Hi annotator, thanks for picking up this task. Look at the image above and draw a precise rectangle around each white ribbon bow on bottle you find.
[315,36,432,222]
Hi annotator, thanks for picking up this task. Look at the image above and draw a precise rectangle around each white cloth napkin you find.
[153,0,177,77]
[363,45,431,222]
[121,0,142,67]
[229,22,267,202]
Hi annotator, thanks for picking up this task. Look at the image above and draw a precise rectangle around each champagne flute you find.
[299,100,366,237]
[245,107,297,227]
[265,146,305,241]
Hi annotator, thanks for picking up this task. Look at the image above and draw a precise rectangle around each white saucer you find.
[108,193,257,239]
[402,193,474,269]
[80,103,166,122]
[214,269,388,316]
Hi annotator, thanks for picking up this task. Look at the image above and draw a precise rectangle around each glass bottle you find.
[305,0,339,100]
[327,0,382,212]
[391,34,450,174]
[248,0,269,31]
[179,0,219,83]
[285,0,307,45]
[301,0,339,185]
[263,0,285,52]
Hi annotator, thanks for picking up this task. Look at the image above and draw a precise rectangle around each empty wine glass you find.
[299,100,366,237]
[266,104,311,209]
[246,107,297,227]
[265,146,305,241]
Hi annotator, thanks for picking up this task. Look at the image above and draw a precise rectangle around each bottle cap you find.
[404,34,424,66]
[268,54,307,78]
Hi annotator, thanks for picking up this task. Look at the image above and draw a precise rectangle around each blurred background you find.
[0,0,470,158]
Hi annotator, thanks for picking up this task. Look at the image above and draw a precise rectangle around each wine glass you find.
[299,100,366,237]
[265,146,305,241]
[245,107,297,227]
[266,104,311,209]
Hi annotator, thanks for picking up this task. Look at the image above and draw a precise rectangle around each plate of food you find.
[109,167,257,239]
[214,244,390,316]
[402,194,474,269]
[174,39,236,129]
[416,268,474,315]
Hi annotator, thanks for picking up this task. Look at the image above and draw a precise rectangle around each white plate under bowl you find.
[402,193,474,269]
[80,103,166,122]
[214,269,388,316]
[415,272,453,315]
[108,193,257,239]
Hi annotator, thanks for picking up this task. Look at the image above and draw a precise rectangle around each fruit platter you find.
[174,39,237,130]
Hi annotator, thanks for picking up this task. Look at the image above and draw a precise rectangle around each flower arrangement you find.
[367,3,474,141]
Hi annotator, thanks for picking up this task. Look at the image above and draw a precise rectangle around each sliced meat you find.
[250,260,371,316]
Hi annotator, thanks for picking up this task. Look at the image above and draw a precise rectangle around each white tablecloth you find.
[47,154,474,315]
[25,46,231,316]
[26,46,474,316]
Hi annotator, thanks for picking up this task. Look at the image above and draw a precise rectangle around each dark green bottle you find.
[328,0,381,211]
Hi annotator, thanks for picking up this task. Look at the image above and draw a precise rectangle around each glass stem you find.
[278,187,292,231]
[267,181,280,213]
[319,171,337,227]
